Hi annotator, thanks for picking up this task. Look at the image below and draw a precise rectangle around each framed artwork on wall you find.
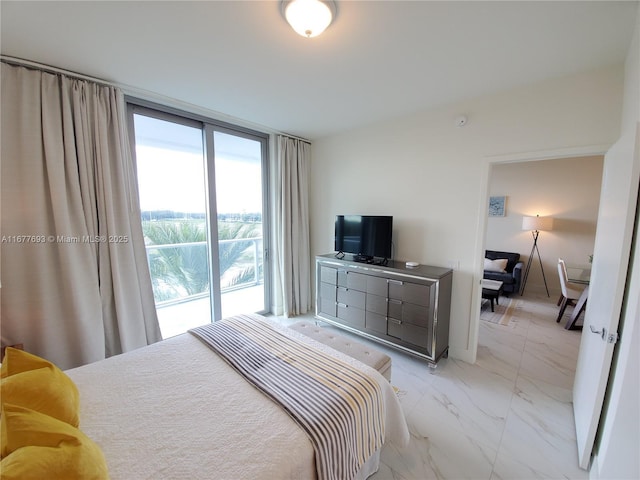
[488,196,506,217]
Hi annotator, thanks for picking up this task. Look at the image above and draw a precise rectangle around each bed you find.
[64,314,410,480]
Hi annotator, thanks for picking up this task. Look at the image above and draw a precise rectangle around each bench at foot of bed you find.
[288,321,392,382]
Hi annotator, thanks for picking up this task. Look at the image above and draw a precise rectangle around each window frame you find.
[126,98,271,322]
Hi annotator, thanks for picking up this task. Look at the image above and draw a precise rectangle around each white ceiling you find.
[1,1,637,140]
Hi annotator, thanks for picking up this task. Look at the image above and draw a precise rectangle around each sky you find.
[134,116,263,215]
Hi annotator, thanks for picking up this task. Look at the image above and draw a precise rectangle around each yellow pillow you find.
[1,367,80,427]
[0,348,79,427]
[0,404,109,479]
[1,347,53,378]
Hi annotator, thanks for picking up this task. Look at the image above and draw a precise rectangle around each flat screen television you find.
[335,215,393,264]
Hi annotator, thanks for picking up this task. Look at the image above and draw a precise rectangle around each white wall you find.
[487,156,603,295]
[311,66,623,362]
[591,8,640,479]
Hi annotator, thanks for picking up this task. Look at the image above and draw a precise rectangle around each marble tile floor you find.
[276,292,586,480]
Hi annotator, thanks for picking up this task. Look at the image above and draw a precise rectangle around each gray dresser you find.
[315,254,452,364]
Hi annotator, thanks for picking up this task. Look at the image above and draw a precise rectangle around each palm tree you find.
[143,219,261,302]
[218,222,260,288]
[144,220,208,301]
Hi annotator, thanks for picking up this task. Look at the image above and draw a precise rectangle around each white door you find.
[573,126,640,469]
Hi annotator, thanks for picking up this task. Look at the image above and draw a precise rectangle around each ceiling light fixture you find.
[281,0,336,38]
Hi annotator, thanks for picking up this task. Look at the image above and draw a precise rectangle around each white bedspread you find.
[66,317,409,480]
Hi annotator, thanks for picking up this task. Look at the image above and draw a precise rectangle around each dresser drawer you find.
[387,317,402,339]
[320,265,337,284]
[400,323,430,350]
[318,283,337,317]
[366,294,387,315]
[365,311,387,334]
[319,282,336,302]
[338,270,367,292]
[386,320,429,350]
[319,297,337,317]
[402,303,430,328]
[337,287,366,309]
[366,276,388,297]
[337,304,365,328]
[388,280,431,307]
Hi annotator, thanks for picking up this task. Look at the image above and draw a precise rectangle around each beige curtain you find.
[0,62,161,369]
[271,135,311,317]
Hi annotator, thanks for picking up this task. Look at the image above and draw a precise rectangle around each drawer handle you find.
[388,299,403,305]
[337,302,347,308]
[388,279,403,285]
[388,318,402,325]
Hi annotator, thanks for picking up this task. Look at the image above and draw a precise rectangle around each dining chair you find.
[556,259,586,323]
[557,258,571,306]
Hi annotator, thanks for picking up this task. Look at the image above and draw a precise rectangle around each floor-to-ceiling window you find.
[129,104,269,338]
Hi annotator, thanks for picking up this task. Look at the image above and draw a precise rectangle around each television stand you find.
[315,254,452,365]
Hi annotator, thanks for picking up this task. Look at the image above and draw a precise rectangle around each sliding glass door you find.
[130,106,269,338]
[211,130,266,319]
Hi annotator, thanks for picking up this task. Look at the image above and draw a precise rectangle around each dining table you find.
[565,265,591,330]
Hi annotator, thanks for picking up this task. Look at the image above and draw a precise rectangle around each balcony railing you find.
[145,236,262,305]
[145,237,265,338]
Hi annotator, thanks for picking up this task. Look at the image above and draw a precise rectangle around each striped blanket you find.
[189,314,386,480]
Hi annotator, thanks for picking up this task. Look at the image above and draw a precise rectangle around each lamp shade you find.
[283,0,335,38]
[522,215,554,231]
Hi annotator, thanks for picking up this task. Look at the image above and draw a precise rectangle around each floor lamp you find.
[520,215,554,297]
